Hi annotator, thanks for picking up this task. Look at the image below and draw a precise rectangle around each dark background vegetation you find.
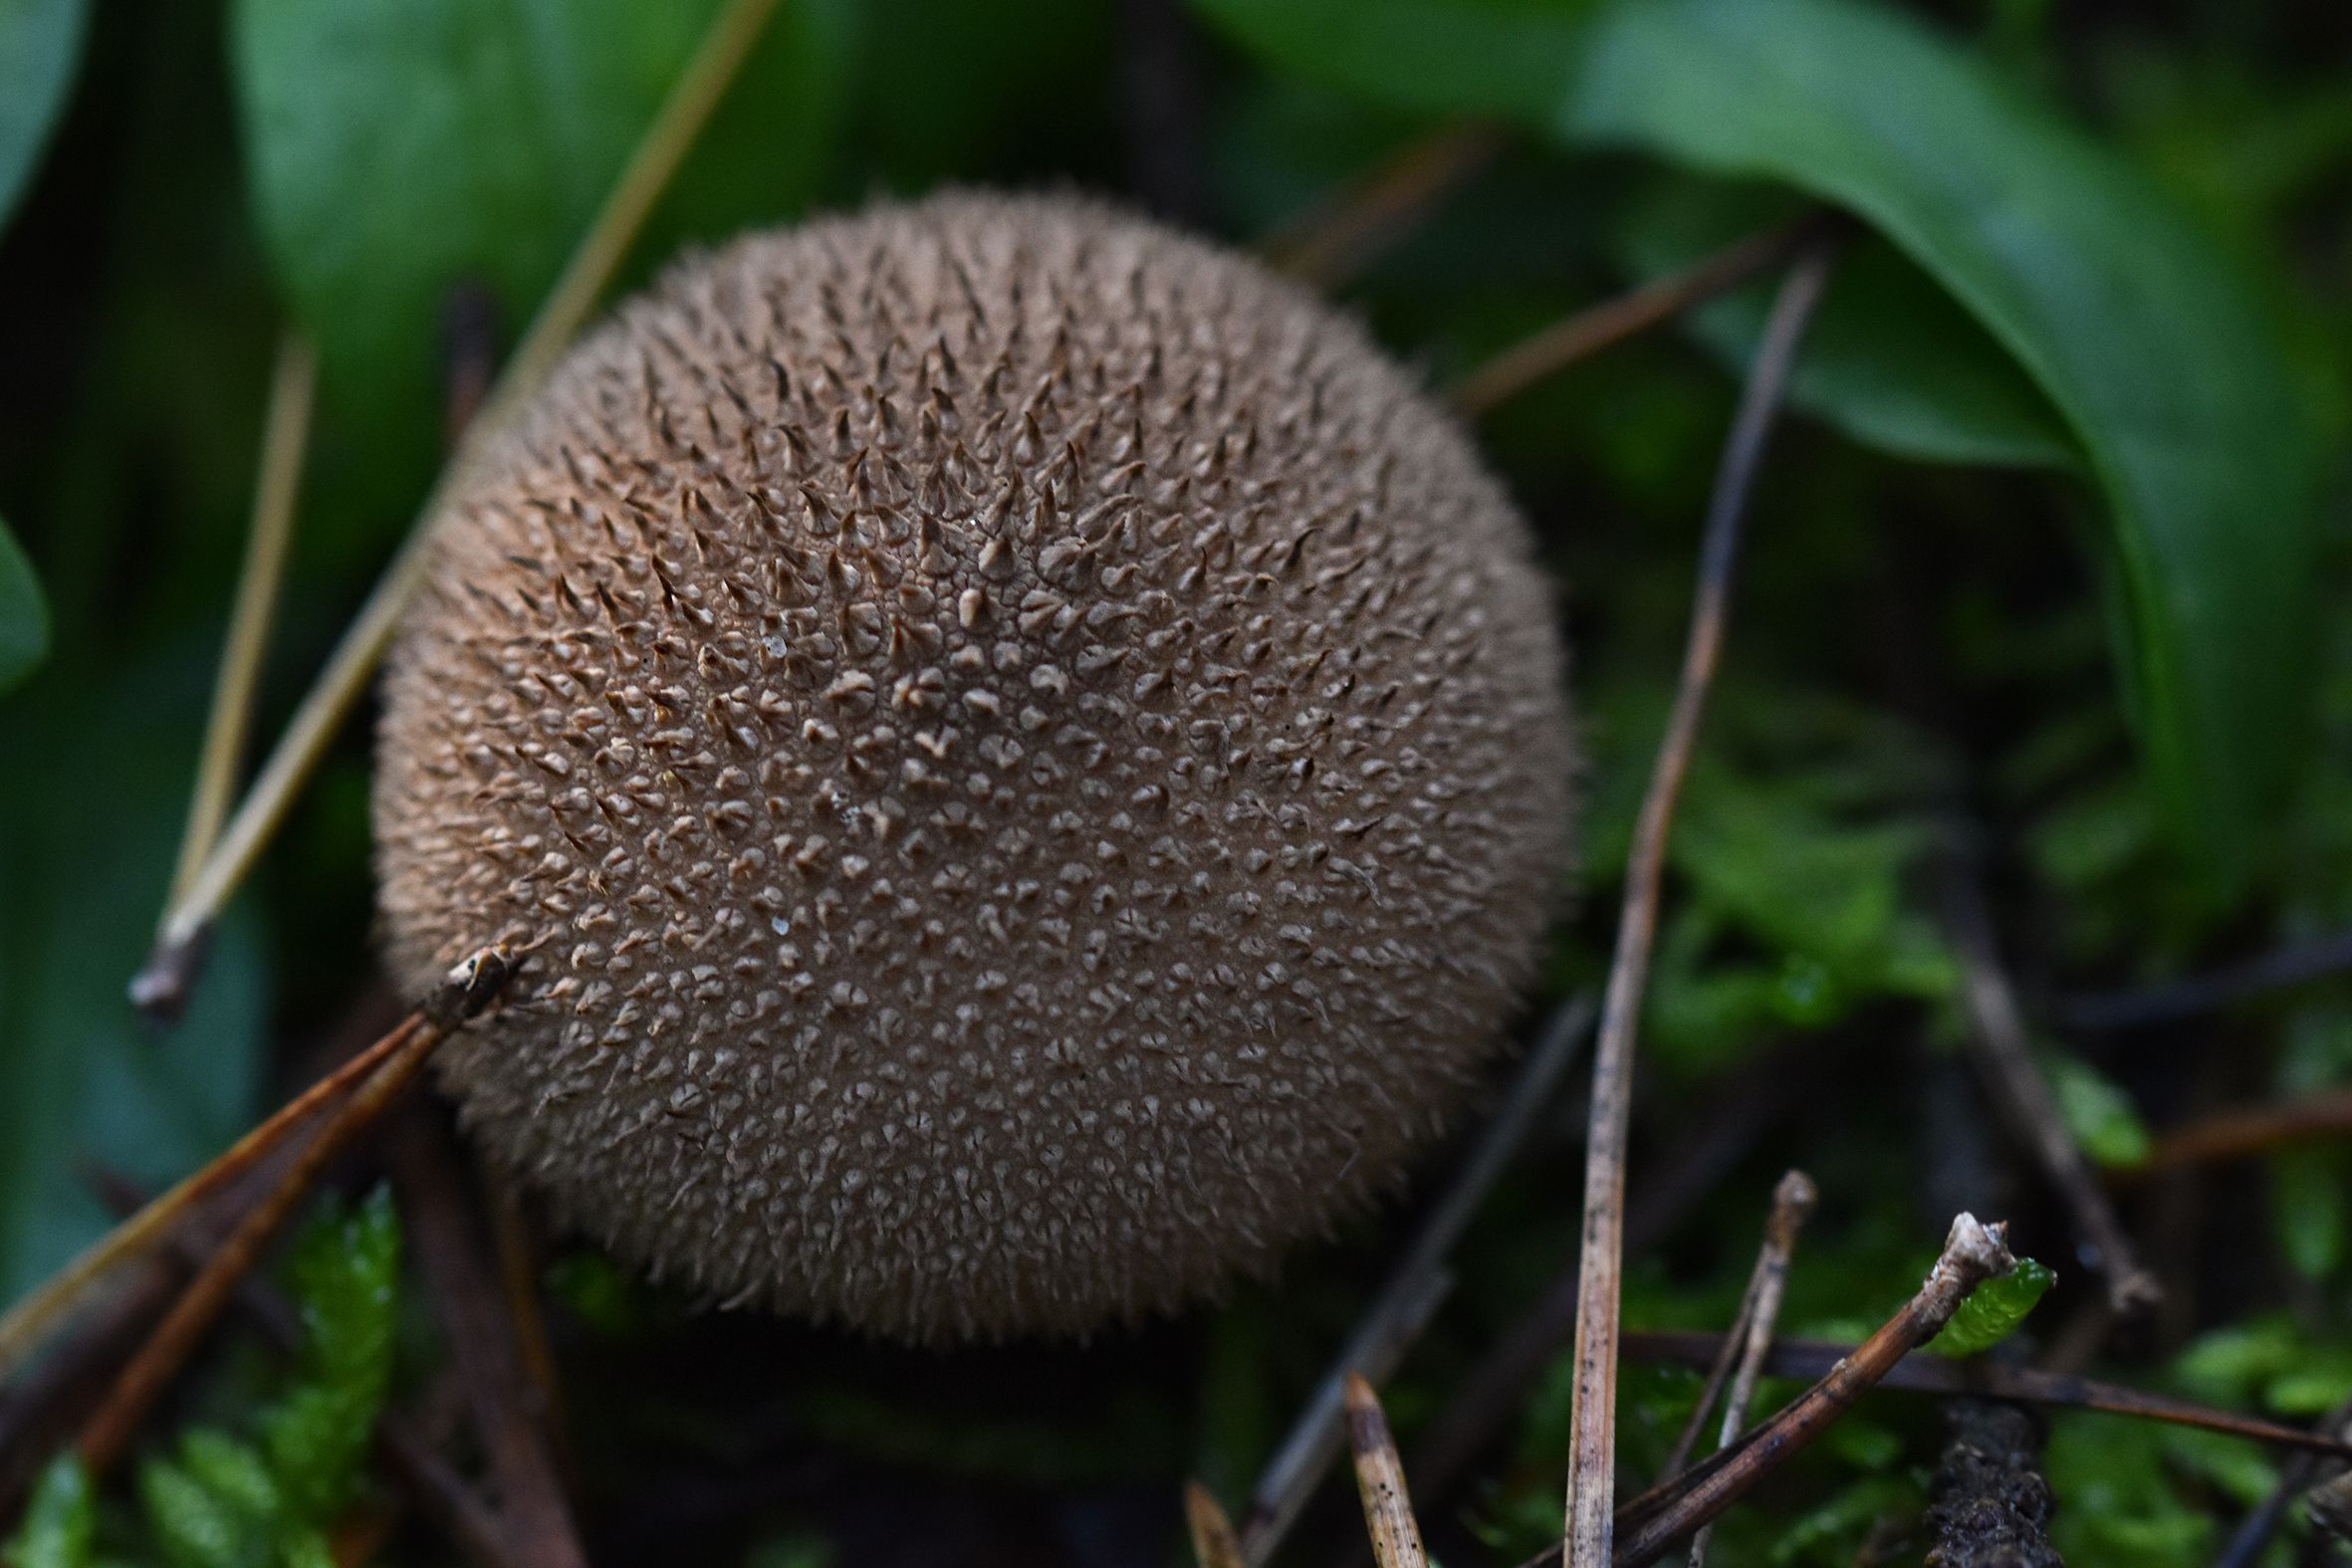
[0,0,2348,1563]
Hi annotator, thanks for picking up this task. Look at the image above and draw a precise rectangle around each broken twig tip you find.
[1942,1213,2015,1278]
[426,943,521,1030]
[1184,1479,1246,1568]
[127,926,211,1025]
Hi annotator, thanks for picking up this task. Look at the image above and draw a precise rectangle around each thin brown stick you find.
[1188,1480,1248,1568]
[393,1113,587,1568]
[1657,1176,1821,1481]
[1451,217,1821,420]
[1408,1045,1801,1507]
[0,1263,176,1520]
[1679,1172,1814,1568]
[1240,994,1594,1563]
[1656,1295,1754,1486]
[482,1165,572,1474]
[86,1169,521,1568]
[1531,1217,2016,1568]
[163,334,317,918]
[0,1014,422,1382]
[1938,857,2160,1320]
[1560,241,1840,1568]
[2059,929,2352,1032]
[1620,1334,2352,1458]
[78,948,514,1474]
[376,1421,524,1568]
[1261,122,1511,292]
[2112,1089,2352,1182]
[133,0,782,1020]
[475,0,784,446]
[2212,1390,2352,1568]
[1344,1376,1430,1568]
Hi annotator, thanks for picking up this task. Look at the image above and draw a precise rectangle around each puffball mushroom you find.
[373,192,1575,1342]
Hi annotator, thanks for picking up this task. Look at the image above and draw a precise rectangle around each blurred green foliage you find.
[0,0,2346,1561]
[1618,181,2079,471]
[0,0,84,230]
[231,0,857,544]
[2043,1048,2154,1169]
[0,1189,400,1568]
[1197,0,2321,883]
[0,512,42,691]
[7,1457,94,1568]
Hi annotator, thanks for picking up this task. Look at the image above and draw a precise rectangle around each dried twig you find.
[1659,1172,1816,1479]
[1530,1217,2017,1568]
[1187,1480,1248,1568]
[0,1263,176,1520]
[161,334,317,919]
[2112,1089,2352,1183]
[1560,239,1841,1568]
[78,948,515,1474]
[2058,928,2352,1032]
[1451,216,1823,419]
[1923,1403,2059,1568]
[1938,855,2160,1321]
[1262,123,1511,292]
[392,1112,588,1568]
[1344,1376,1431,1568]
[1677,1173,1814,1568]
[0,1013,423,1382]
[133,0,782,1019]
[378,1405,519,1568]
[2212,1390,2352,1568]
[87,1170,520,1568]
[1621,1334,2352,1457]
[1409,1046,1802,1505]
[1240,994,1594,1562]
[487,0,781,437]
[482,1166,572,1474]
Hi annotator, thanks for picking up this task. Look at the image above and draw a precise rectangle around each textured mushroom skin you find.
[374,192,1575,1342]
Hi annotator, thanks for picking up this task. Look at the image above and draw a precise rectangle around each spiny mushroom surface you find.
[374,192,1575,1342]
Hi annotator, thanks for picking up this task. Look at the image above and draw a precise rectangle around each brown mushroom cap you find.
[373,192,1575,1341]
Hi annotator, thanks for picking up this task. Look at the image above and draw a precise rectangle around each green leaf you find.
[2158,1427,2275,1512]
[1930,1256,2055,1356]
[2264,1355,2352,1418]
[1615,181,2077,470]
[139,1450,247,1568]
[0,0,88,232]
[1194,0,2321,879]
[260,1187,400,1520]
[2045,1050,2154,1168]
[174,1430,283,1528]
[91,1196,400,1567]
[0,516,46,694]
[2046,1414,2214,1568]
[231,0,854,488]
[2174,1314,2300,1405]
[0,674,270,1303]
[2269,1147,2347,1282]
[1765,1473,1918,1566]
[280,1531,339,1568]
[3,1456,95,1568]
